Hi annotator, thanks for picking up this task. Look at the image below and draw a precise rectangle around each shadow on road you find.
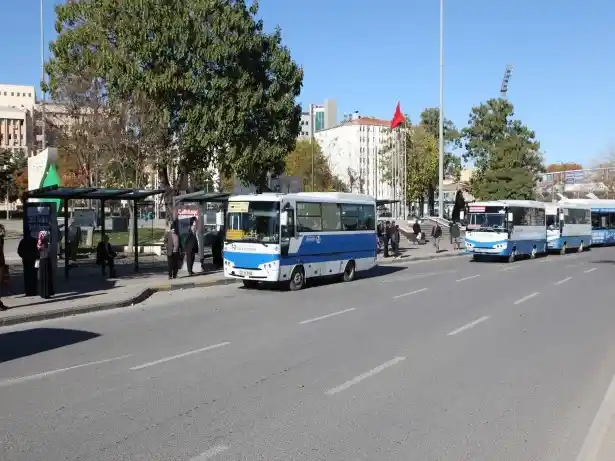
[0,328,101,363]
[591,260,615,265]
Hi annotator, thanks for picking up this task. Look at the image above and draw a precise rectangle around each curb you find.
[377,251,467,265]
[0,277,240,327]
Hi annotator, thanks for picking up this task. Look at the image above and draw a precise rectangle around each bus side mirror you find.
[507,212,513,222]
[280,211,289,227]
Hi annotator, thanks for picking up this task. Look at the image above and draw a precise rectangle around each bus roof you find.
[470,200,546,209]
[559,198,615,210]
[554,201,592,210]
[228,192,376,205]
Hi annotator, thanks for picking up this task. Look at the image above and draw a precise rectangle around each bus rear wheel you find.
[530,247,537,259]
[342,261,356,282]
[289,267,305,291]
[578,242,584,252]
[560,243,567,255]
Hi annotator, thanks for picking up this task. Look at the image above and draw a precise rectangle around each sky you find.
[1,0,614,167]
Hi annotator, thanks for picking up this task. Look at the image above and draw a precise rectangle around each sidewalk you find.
[0,239,465,327]
[0,259,235,327]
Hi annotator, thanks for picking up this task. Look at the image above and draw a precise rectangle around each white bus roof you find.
[470,200,546,209]
[559,198,615,209]
[554,201,592,210]
[228,192,376,205]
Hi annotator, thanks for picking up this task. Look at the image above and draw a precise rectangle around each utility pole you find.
[437,0,445,218]
[40,0,46,151]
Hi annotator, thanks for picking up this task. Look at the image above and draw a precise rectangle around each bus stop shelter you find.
[24,185,164,279]
[173,191,230,264]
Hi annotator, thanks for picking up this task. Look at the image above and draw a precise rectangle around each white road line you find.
[446,316,490,336]
[130,342,230,371]
[554,276,572,286]
[565,264,580,268]
[190,445,229,460]
[499,266,519,272]
[513,292,540,305]
[392,287,428,299]
[456,274,480,282]
[381,270,455,284]
[0,355,132,388]
[325,356,406,396]
[585,268,597,273]
[574,369,615,461]
[299,308,356,325]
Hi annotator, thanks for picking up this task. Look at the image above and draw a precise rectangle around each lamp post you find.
[40,0,46,151]
[438,0,445,219]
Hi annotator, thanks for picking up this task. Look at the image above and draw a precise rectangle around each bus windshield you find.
[467,213,506,231]
[226,201,281,244]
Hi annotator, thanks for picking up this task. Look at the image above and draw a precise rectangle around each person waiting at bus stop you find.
[18,231,38,296]
[96,235,117,278]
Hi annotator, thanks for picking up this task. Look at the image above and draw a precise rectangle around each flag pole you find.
[438,0,445,218]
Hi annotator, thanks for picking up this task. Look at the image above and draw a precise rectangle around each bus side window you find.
[282,209,295,240]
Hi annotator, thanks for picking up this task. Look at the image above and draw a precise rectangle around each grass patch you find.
[92,228,165,247]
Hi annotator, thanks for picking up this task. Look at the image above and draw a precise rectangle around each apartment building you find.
[0,84,36,155]
[315,112,392,200]
[298,99,337,140]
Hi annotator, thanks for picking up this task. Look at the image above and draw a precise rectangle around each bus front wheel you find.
[578,242,584,252]
[508,249,517,263]
[289,267,306,291]
[342,261,356,282]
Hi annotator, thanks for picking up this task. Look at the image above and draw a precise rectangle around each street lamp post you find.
[438,0,445,219]
[40,0,46,150]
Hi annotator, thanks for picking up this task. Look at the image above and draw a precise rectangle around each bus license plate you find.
[238,270,253,277]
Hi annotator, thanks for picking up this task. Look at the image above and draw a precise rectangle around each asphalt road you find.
[2,248,615,460]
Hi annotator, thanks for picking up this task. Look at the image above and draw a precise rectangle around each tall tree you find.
[0,149,28,202]
[284,140,346,191]
[419,107,463,182]
[463,98,544,200]
[44,0,303,217]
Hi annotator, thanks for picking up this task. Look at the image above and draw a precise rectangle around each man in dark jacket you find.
[18,231,38,296]
[431,222,443,252]
[165,222,182,279]
[184,218,198,276]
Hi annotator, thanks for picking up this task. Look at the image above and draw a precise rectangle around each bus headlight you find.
[261,260,279,272]
[224,259,234,267]
[493,243,506,250]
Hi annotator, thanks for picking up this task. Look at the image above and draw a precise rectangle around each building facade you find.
[315,113,392,200]
[299,99,337,140]
[0,84,37,155]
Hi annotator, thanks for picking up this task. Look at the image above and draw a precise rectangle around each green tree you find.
[0,149,28,202]
[284,140,346,191]
[44,0,303,215]
[463,98,544,200]
[418,107,463,182]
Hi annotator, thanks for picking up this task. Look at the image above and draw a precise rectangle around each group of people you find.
[0,228,56,311]
[377,221,401,258]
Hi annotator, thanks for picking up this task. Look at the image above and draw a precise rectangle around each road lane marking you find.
[554,276,572,286]
[130,342,230,371]
[299,308,356,325]
[499,266,520,272]
[513,292,540,305]
[584,268,597,273]
[325,356,406,396]
[456,274,480,282]
[0,355,132,388]
[190,445,229,460]
[446,316,490,336]
[381,270,455,284]
[574,368,615,461]
[392,287,428,299]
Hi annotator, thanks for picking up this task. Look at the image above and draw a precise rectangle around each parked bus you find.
[465,200,547,262]
[545,202,592,254]
[558,199,615,246]
[223,192,377,290]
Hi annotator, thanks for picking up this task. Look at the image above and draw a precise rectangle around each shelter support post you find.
[100,199,106,276]
[133,200,139,273]
[63,198,69,280]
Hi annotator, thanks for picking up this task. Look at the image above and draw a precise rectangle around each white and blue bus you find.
[465,200,547,262]
[545,202,592,254]
[558,199,615,246]
[223,192,377,290]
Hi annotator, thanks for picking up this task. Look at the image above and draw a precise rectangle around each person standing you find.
[0,225,6,310]
[383,221,391,257]
[431,222,443,252]
[184,218,198,276]
[391,223,401,257]
[18,231,38,296]
[165,222,181,279]
[37,230,54,299]
[96,235,117,278]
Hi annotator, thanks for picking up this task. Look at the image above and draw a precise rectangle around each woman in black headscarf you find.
[37,230,55,299]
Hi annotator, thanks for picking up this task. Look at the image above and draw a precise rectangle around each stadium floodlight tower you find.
[500,64,514,99]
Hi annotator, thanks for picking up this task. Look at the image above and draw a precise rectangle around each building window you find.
[28,93,32,97]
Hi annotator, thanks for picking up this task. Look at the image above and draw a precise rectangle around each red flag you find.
[390,102,406,129]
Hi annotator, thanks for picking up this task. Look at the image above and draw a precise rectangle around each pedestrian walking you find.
[391,224,401,257]
[451,222,461,250]
[18,231,38,296]
[383,221,391,257]
[0,225,6,310]
[431,222,442,252]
